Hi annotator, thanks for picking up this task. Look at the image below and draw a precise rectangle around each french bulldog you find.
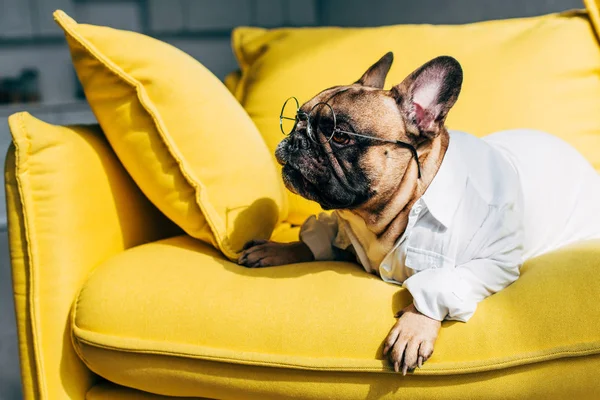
[238,51,600,375]
[239,52,460,375]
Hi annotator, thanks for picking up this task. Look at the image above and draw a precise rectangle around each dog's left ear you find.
[356,52,394,89]
[392,56,463,139]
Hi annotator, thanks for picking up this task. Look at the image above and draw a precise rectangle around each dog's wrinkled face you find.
[275,53,463,211]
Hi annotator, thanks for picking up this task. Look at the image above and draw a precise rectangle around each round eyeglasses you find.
[279,96,422,178]
[280,96,339,143]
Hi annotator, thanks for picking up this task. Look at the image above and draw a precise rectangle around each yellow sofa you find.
[5,5,600,400]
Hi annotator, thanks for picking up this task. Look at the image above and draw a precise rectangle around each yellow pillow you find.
[586,0,600,34]
[233,9,600,226]
[54,11,287,260]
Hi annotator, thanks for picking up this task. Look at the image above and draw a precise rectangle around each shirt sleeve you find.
[299,212,350,261]
[402,203,524,322]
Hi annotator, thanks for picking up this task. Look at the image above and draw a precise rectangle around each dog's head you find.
[275,53,463,211]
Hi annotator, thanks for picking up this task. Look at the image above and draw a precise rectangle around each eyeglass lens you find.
[280,97,338,144]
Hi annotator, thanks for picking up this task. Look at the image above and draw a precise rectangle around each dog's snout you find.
[289,132,310,152]
[276,131,315,167]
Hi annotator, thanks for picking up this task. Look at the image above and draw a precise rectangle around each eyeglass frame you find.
[279,96,421,179]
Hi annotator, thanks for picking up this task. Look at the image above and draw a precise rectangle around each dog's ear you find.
[356,52,394,89]
[392,56,462,140]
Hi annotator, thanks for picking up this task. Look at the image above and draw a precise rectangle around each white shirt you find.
[300,129,600,322]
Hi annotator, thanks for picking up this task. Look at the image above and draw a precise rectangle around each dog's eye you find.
[331,132,351,145]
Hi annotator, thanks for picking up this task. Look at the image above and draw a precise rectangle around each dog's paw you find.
[382,303,441,375]
[237,240,314,268]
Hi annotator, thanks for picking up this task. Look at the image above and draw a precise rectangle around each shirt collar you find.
[419,132,468,228]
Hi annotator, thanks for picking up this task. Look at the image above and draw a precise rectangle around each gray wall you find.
[321,0,584,25]
[0,0,588,399]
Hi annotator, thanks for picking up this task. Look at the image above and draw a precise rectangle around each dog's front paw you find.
[238,240,314,268]
[382,303,441,375]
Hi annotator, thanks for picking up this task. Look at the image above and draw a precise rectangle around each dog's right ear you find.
[355,52,394,89]
[392,56,463,140]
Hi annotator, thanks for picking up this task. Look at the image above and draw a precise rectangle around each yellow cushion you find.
[54,11,287,260]
[233,10,600,225]
[72,234,600,398]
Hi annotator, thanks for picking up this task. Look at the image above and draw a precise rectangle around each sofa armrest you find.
[4,112,179,399]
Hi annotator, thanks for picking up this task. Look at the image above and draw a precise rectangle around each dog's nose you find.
[288,132,310,153]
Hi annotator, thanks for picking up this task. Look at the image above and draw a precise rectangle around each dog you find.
[238,52,600,375]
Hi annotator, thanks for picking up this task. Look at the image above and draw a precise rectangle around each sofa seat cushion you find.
[87,382,207,399]
[72,235,600,399]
